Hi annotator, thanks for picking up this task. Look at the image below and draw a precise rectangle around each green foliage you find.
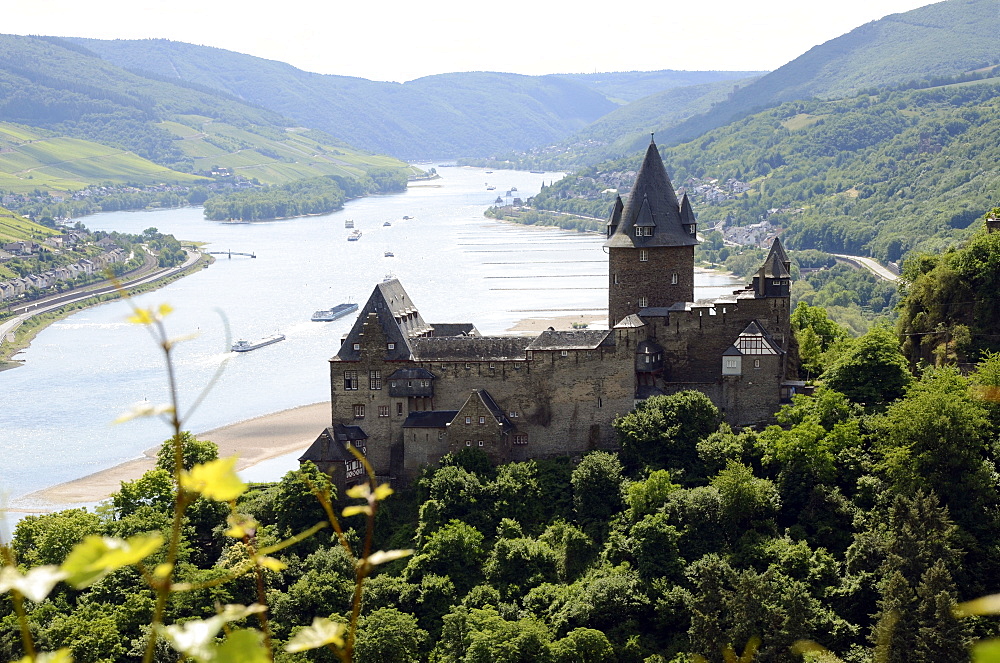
[791,302,852,378]
[898,227,1000,364]
[613,391,720,479]
[570,451,625,535]
[155,432,219,472]
[823,324,912,405]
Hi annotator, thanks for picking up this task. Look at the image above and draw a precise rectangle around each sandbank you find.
[505,313,607,333]
[26,402,331,507]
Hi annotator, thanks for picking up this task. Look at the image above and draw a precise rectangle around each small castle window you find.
[509,411,518,418]
[378,405,389,417]
[465,362,471,369]
[561,350,568,357]
[514,434,528,445]
[353,404,365,419]
[671,272,678,285]
[397,402,403,415]
[613,273,619,284]
[489,362,495,369]
[526,351,533,360]
[465,416,472,424]
[754,359,761,369]
[369,370,382,390]
[479,416,486,424]
[387,342,395,350]
[638,295,648,307]
[390,381,397,388]
[353,343,361,350]
[344,371,359,390]
[639,249,648,262]
[725,358,737,369]
[465,440,471,447]
[478,440,484,447]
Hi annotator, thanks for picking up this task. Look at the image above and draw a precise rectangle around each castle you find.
[301,139,799,488]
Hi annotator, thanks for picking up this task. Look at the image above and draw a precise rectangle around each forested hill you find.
[65,38,759,161]
[488,0,1000,171]
[531,78,1000,264]
[663,0,1000,147]
[0,34,412,195]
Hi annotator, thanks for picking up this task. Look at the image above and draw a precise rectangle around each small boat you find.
[510,186,517,192]
[384,250,394,257]
[311,302,359,322]
[530,170,544,174]
[345,219,355,228]
[383,221,392,227]
[485,171,493,174]
[232,333,285,352]
[402,215,412,220]
[486,185,496,191]
[348,230,362,241]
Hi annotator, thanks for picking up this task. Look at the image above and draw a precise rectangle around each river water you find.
[1,166,743,521]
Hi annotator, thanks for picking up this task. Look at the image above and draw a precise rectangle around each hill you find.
[664,0,1000,146]
[0,206,57,243]
[0,35,413,195]
[552,69,764,104]
[482,0,1000,171]
[67,37,631,160]
[530,78,1000,264]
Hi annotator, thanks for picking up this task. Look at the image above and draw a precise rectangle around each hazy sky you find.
[8,0,939,82]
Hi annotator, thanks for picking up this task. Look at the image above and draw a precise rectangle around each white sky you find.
[7,0,939,82]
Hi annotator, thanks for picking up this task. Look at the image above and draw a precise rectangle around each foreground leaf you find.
[180,457,246,501]
[159,604,266,661]
[17,649,74,663]
[973,638,1000,663]
[0,565,67,602]
[285,617,346,652]
[61,534,163,588]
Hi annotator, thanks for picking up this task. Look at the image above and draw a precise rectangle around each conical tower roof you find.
[604,137,698,249]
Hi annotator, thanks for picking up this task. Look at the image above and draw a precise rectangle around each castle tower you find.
[604,137,699,327]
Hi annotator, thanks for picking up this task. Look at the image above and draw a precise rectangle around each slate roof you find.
[604,138,699,250]
[299,424,368,464]
[760,248,791,279]
[334,279,430,362]
[605,195,624,237]
[614,313,647,327]
[403,410,459,428]
[410,336,530,361]
[526,329,612,351]
[430,323,480,337]
[388,367,436,380]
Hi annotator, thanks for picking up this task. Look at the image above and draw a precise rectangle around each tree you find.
[613,391,720,477]
[571,451,625,535]
[550,628,615,663]
[791,301,850,377]
[355,608,429,663]
[823,323,912,405]
[154,432,218,472]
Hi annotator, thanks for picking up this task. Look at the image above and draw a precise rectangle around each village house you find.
[302,139,798,490]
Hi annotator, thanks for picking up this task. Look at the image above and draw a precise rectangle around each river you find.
[0,166,744,526]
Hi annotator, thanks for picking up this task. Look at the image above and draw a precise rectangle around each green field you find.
[0,123,206,193]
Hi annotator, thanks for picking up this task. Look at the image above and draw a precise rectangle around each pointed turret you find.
[603,138,697,250]
[334,279,431,362]
[605,195,623,238]
[606,136,698,327]
[752,238,791,298]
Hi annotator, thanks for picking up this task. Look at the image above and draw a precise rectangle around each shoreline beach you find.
[15,312,609,510]
[22,402,331,508]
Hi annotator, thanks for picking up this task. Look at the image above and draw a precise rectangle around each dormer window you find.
[634,226,653,237]
[387,342,395,350]
[353,343,361,350]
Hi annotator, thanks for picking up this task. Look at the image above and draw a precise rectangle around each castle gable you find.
[733,321,783,355]
[335,279,429,362]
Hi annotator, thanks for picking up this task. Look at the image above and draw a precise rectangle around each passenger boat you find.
[232,333,285,352]
[384,251,394,257]
[348,230,362,241]
[345,219,355,228]
[383,221,392,227]
[402,215,413,220]
[311,302,359,322]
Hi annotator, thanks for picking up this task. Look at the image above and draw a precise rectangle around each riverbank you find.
[0,250,212,369]
[21,402,330,507]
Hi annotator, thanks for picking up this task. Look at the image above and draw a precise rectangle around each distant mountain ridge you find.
[66,38,759,160]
